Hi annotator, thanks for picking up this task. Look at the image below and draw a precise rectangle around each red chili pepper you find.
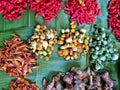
[0,0,28,20]
[30,0,63,22]
[64,0,100,25]
[108,0,120,40]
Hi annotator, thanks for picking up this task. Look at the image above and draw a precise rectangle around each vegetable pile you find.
[108,0,120,40]
[64,0,100,25]
[0,0,28,20]
[29,24,57,61]
[0,34,38,78]
[0,0,120,89]
[89,24,119,71]
[42,67,114,90]
[9,79,39,90]
[57,22,91,60]
[30,0,63,22]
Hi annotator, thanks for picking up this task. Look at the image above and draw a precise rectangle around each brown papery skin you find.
[42,67,114,90]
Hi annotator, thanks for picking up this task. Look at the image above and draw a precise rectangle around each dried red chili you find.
[64,0,100,25]
[29,0,63,22]
[0,34,38,78]
[9,79,40,90]
[0,0,28,20]
[108,0,120,40]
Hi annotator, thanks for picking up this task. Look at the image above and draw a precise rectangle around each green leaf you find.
[0,0,120,90]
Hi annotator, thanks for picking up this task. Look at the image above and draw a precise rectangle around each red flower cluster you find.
[0,0,28,20]
[30,0,63,22]
[108,0,120,40]
[64,0,100,25]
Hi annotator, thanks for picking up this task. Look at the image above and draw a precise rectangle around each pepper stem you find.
[78,0,85,6]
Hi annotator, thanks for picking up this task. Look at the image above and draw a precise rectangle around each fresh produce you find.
[30,0,63,22]
[89,24,119,71]
[9,79,39,90]
[0,0,28,20]
[64,0,100,25]
[29,24,57,61]
[57,22,91,60]
[108,0,120,40]
[42,67,114,90]
[0,34,38,78]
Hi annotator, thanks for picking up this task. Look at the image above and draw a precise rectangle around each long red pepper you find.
[30,0,63,22]
[64,0,100,25]
[0,0,28,20]
[108,0,120,40]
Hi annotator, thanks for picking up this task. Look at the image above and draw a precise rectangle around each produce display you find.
[0,34,38,78]
[0,0,28,20]
[29,24,57,61]
[30,0,63,22]
[108,0,120,40]
[89,24,119,71]
[64,0,100,25]
[9,79,39,90]
[58,22,91,60]
[0,0,120,90]
[42,67,114,90]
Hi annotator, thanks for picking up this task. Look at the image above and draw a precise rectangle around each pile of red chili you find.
[0,34,38,78]
[30,0,63,22]
[0,0,28,20]
[64,0,100,25]
[108,0,120,40]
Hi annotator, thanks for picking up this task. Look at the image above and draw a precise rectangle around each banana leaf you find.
[0,0,120,90]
